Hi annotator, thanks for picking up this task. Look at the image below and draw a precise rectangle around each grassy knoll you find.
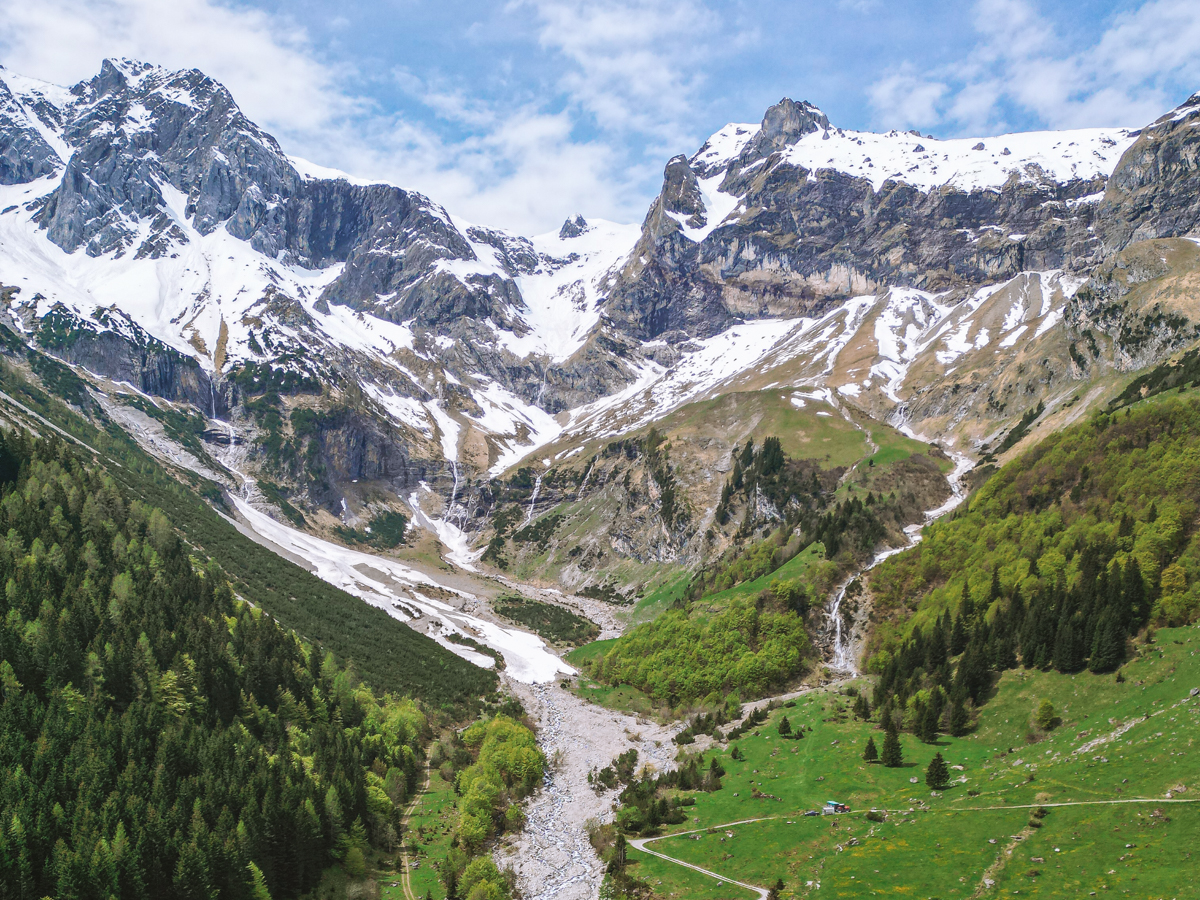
[386,772,459,900]
[629,624,1200,898]
[631,571,692,624]
[573,678,663,719]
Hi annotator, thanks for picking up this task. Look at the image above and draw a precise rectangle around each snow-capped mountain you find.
[0,59,641,483]
[2,58,1200,581]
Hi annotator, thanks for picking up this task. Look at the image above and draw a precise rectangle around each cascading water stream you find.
[823,450,972,673]
[524,472,543,526]
[575,460,595,501]
[447,460,461,523]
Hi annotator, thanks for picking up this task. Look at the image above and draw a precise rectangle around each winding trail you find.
[399,766,431,900]
[627,798,1200,897]
[628,818,779,900]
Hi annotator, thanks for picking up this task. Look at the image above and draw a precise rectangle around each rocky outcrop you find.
[0,75,61,184]
[1099,94,1200,251]
[603,98,1115,342]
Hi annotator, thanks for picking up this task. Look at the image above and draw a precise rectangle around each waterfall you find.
[828,578,854,671]
[822,450,973,674]
[576,460,595,501]
[448,460,461,523]
[524,473,543,526]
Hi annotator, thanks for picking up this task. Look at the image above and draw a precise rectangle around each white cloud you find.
[516,0,729,152]
[0,0,667,233]
[867,67,947,130]
[868,0,1200,135]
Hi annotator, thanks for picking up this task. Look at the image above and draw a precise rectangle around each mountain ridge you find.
[1,58,1199,607]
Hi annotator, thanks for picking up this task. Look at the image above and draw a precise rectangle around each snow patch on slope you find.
[693,117,1136,194]
[231,496,572,682]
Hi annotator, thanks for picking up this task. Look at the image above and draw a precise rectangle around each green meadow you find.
[627,624,1200,898]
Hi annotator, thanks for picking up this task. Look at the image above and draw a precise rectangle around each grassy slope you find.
[631,625,1200,898]
[499,390,929,604]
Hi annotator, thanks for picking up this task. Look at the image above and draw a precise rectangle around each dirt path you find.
[399,766,431,900]
[629,820,776,900]
[495,679,681,900]
[628,797,1200,898]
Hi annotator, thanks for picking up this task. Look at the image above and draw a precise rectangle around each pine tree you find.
[611,834,627,873]
[778,715,791,736]
[926,752,950,789]
[853,693,871,720]
[767,877,785,900]
[950,613,968,656]
[926,617,948,671]
[248,862,273,900]
[881,720,903,768]
[919,701,939,744]
[949,699,970,736]
[1089,611,1124,673]
[863,736,878,763]
[960,581,975,623]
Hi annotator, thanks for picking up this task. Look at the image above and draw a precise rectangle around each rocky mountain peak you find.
[559,213,589,238]
[744,97,830,159]
[658,154,706,225]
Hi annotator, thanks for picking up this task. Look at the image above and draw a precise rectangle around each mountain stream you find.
[823,451,973,674]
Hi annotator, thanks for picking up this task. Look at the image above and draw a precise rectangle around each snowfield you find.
[230,497,573,683]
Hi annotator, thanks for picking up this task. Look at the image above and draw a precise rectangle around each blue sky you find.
[3,0,1200,232]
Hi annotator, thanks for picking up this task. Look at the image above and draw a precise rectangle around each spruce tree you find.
[853,693,871,720]
[612,834,627,873]
[778,715,791,736]
[926,752,950,789]
[863,735,879,762]
[881,721,903,768]
[1089,611,1124,673]
[949,698,970,736]
[768,878,785,900]
[919,701,939,744]
[950,613,968,656]
[960,581,975,623]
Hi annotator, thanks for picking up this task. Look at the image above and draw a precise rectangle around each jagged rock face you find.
[604,97,1117,342]
[16,59,515,328]
[0,77,60,184]
[1099,94,1200,251]
[26,304,225,412]
[298,407,435,510]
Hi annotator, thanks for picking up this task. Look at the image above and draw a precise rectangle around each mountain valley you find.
[1,55,1199,900]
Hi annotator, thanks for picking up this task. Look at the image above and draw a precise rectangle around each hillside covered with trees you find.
[865,396,1200,732]
[0,432,429,900]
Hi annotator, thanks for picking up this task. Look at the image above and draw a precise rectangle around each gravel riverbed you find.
[495,678,680,900]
